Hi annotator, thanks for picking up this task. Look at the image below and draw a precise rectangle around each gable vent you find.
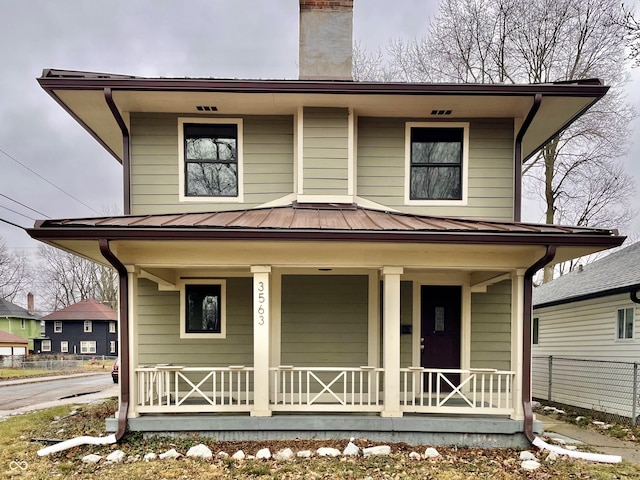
[196,106,218,112]
[431,110,452,116]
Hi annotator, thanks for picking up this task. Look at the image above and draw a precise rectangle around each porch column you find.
[510,269,526,420]
[381,266,403,418]
[251,266,272,417]
[126,266,139,418]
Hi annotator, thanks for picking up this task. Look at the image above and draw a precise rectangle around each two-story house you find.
[34,299,118,357]
[27,1,624,447]
[0,295,40,352]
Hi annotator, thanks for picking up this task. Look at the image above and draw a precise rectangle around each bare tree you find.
[623,6,640,65]
[0,237,32,302]
[363,0,636,281]
[36,245,117,313]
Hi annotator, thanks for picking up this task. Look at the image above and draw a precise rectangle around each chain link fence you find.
[533,356,640,425]
[0,354,115,370]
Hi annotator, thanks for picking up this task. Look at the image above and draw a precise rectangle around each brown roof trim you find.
[38,70,608,97]
[26,225,624,248]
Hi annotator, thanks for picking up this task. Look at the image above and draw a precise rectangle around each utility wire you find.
[0,193,51,218]
[0,216,27,230]
[0,147,100,215]
[0,204,36,221]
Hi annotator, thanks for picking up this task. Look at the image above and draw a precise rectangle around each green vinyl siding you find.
[0,317,40,351]
[470,280,511,370]
[357,117,514,220]
[302,108,349,196]
[136,277,252,366]
[281,275,368,367]
[129,113,293,214]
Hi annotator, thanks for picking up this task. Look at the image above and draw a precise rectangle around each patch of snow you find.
[545,451,558,462]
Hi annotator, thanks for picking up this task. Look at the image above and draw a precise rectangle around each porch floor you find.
[106,414,541,448]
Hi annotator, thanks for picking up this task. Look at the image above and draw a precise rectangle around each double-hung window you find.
[54,321,62,333]
[405,122,468,204]
[179,118,243,202]
[81,341,96,354]
[84,320,92,333]
[617,307,634,340]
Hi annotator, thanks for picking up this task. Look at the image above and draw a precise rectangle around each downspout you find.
[104,88,131,215]
[99,238,129,441]
[523,245,622,463]
[514,94,542,222]
[523,245,556,442]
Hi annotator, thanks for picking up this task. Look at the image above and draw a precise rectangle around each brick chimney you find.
[299,0,353,81]
[27,292,34,315]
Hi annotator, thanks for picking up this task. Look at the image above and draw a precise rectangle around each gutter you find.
[514,94,542,222]
[631,290,640,305]
[98,239,129,441]
[104,88,131,214]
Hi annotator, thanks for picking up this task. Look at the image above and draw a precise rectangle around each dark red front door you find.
[421,285,461,391]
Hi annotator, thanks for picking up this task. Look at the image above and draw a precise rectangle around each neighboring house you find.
[34,299,118,357]
[0,295,41,352]
[532,241,640,419]
[0,331,29,357]
[26,1,624,446]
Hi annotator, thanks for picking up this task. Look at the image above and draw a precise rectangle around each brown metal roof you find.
[28,204,623,248]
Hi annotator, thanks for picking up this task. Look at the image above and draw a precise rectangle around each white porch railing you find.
[270,366,384,412]
[136,365,253,413]
[400,367,515,414]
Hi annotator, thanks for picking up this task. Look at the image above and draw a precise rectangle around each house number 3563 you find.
[257,281,265,325]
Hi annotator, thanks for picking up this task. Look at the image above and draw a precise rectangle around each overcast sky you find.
[0,0,638,255]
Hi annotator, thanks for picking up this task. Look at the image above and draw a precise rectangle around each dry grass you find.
[2,400,640,479]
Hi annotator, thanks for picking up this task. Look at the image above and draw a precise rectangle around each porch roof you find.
[29,204,623,249]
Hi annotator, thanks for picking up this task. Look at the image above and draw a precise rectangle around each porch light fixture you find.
[196,105,218,112]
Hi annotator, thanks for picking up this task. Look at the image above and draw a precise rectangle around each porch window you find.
[41,340,51,352]
[405,122,469,203]
[617,307,634,340]
[179,280,226,339]
[81,341,96,354]
[178,118,243,202]
[54,321,62,333]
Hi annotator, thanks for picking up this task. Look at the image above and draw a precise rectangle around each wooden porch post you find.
[126,266,139,418]
[251,266,272,417]
[510,269,526,420]
[381,266,403,417]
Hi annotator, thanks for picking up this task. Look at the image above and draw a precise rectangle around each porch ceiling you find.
[27,204,624,268]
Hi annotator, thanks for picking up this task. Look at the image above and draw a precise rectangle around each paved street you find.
[0,373,117,416]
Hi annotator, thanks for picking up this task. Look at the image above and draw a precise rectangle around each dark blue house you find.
[34,299,118,356]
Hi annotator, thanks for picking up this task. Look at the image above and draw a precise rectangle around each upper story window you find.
[617,307,634,340]
[178,118,243,203]
[84,320,92,333]
[109,321,117,333]
[21,319,25,329]
[54,321,62,333]
[405,122,469,205]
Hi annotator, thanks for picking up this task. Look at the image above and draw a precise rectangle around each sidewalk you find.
[537,412,640,464]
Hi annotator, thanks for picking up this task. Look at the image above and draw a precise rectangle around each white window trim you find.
[179,279,227,339]
[404,122,469,206]
[61,341,68,353]
[178,117,244,203]
[84,320,92,333]
[41,340,51,352]
[54,321,62,333]
[81,341,96,354]
[109,341,116,354]
[616,307,635,341]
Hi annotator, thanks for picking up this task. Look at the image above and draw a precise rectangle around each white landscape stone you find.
[159,448,182,459]
[256,448,271,460]
[297,450,313,458]
[555,409,566,415]
[424,447,440,458]
[274,448,295,461]
[317,447,341,457]
[363,445,391,457]
[82,454,102,464]
[187,444,213,459]
[592,420,606,426]
[543,406,555,412]
[144,452,157,461]
[550,437,566,445]
[545,451,559,462]
[232,450,246,461]
[409,451,422,460]
[106,450,125,463]
[217,451,229,459]
[519,451,537,461]
[521,459,541,471]
[342,442,360,456]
